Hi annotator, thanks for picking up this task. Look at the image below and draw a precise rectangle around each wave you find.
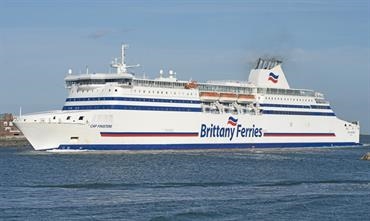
[151,211,219,221]
[257,179,370,187]
[26,181,255,190]
[25,179,370,190]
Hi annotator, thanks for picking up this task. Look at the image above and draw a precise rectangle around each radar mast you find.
[111,44,140,74]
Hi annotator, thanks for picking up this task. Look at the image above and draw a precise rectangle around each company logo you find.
[268,72,279,83]
[227,116,238,126]
[200,116,263,141]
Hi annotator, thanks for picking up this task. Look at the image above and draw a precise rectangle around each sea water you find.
[0,136,369,220]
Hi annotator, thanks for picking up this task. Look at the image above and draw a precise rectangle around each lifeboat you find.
[184,81,198,89]
[219,93,237,103]
[237,94,255,103]
[199,92,219,102]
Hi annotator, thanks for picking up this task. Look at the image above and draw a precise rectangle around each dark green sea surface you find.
[0,136,369,220]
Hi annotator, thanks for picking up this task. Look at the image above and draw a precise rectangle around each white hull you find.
[14,110,360,151]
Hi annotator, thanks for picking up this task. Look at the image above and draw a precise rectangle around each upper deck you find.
[65,71,317,98]
[64,44,328,111]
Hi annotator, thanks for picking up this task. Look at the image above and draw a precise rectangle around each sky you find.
[0,0,369,134]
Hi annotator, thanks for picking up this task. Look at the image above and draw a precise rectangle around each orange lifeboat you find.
[184,81,198,89]
[199,92,219,102]
[237,94,255,103]
[219,93,237,103]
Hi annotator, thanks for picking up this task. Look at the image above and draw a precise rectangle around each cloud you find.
[88,30,111,39]
[88,28,135,39]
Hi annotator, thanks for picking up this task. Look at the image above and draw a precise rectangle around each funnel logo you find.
[268,72,279,83]
[227,116,238,126]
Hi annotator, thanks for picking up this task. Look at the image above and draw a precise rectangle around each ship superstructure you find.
[14,44,360,150]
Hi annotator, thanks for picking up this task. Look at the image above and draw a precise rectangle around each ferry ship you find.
[14,44,361,151]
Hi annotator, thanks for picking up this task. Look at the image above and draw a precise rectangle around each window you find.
[66,116,71,120]
[79,116,84,120]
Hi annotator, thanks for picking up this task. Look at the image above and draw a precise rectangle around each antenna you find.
[111,43,140,74]
[121,44,127,67]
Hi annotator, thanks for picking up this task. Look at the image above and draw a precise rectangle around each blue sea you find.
[1,136,370,220]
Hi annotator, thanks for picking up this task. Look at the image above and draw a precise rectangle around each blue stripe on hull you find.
[58,142,361,151]
[66,96,201,104]
[62,105,335,116]
[62,105,202,112]
[262,110,335,116]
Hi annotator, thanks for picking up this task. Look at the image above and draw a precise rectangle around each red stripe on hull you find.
[101,133,199,137]
[264,133,336,137]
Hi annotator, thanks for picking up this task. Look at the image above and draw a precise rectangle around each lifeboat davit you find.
[219,93,237,103]
[237,94,255,103]
[199,92,219,102]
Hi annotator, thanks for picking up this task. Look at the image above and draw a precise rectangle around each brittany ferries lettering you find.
[200,116,263,141]
[14,44,361,150]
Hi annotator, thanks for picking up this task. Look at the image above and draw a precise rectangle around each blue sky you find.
[0,0,369,133]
